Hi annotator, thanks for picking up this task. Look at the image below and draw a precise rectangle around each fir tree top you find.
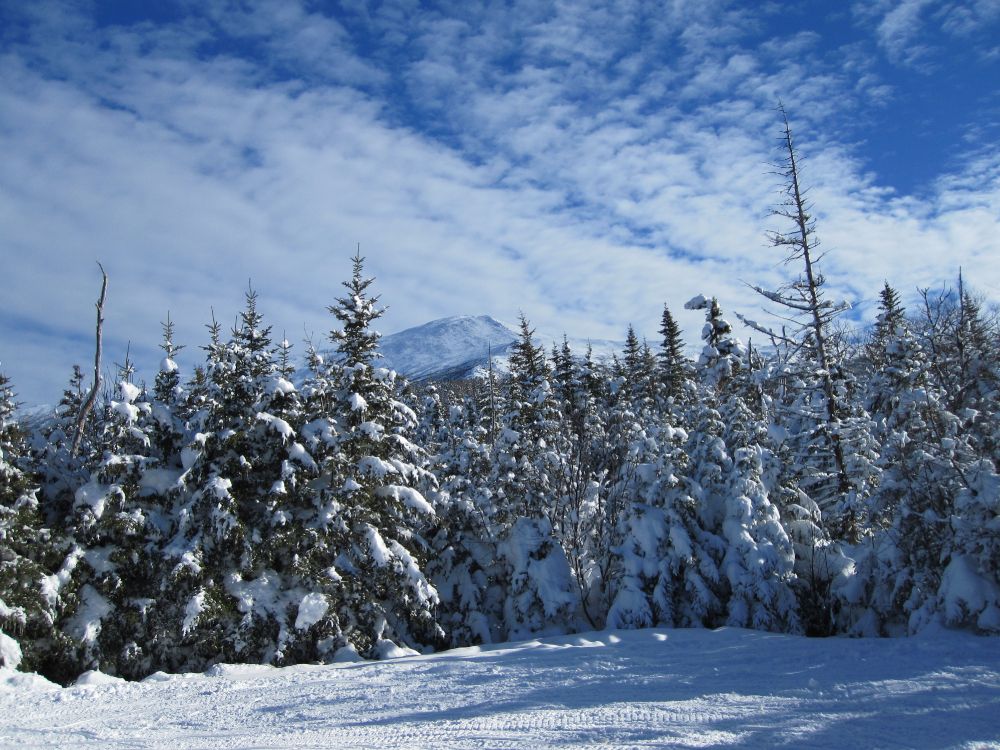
[329,252,384,368]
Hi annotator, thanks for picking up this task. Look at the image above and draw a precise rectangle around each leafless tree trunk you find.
[71,263,108,458]
[774,108,851,502]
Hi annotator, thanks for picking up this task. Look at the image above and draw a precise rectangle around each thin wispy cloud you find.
[1,0,998,405]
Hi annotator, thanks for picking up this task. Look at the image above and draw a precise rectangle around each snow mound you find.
[373,639,419,660]
[75,670,126,687]
[0,632,22,670]
[0,667,59,693]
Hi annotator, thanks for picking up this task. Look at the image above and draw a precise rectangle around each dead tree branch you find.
[71,263,108,458]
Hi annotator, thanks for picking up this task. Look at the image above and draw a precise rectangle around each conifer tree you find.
[424,395,504,645]
[62,355,165,678]
[150,314,186,464]
[608,408,721,630]
[716,385,799,633]
[155,290,286,670]
[492,315,578,637]
[685,294,801,631]
[866,283,905,375]
[34,366,92,523]
[658,305,690,408]
[316,253,442,657]
[856,303,998,634]
[0,372,67,674]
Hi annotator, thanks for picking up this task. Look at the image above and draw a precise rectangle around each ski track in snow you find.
[2,628,999,749]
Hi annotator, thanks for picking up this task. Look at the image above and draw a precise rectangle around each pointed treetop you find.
[509,312,547,382]
[234,281,273,354]
[205,307,223,351]
[623,324,641,361]
[329,252,384,367]
[874,282,905,336]
[160,311,184,360]
[115,342,136,384]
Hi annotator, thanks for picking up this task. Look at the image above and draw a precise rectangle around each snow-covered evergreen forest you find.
[2,124,999,685]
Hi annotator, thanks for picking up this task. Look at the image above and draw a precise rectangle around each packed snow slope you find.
[2,627,998,749]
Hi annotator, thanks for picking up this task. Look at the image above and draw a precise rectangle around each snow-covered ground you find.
[2,627,998,749]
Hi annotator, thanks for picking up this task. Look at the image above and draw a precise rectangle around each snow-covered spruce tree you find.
[742,107,879,547]
[592,348,650,623]
[0,371,69,675]
[489,316,549,528]
[58,354,170,679]
[32,366,93,527]
[855,304,998,634]
[602,312,721,630]
[948,461,1000,633]
[622,325,656,407]
[686,295,744,390]
[683,294,800,632]
[917,278,1000,462]
[864,283,906,382]
[498,314,556,522]
[156,290,287,670]
[272,335,355,663]
[844,310,931,634]
[549,338,611,627]
[228,330,330,667]
[423,393,504,646]
[669,296,744,627]
[314,253,442,657]
[606,404,722,630]
[721,440,800,632]
[491,315,578,639]
[938,282,1000,633]
[720,385,800,631]
[149,313,187,465]
[551,337,579,433]
[658,305,694,415]
[166,288,340,669]
[569,344,634,624]
[140,314,226,671]
[20,366,101,681]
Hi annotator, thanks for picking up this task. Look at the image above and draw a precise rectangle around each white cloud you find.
[0,1,998,405]
[873,0,937,66]
[855,0,1000,68]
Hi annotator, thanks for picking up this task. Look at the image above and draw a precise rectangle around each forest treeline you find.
[2,117,999,684]
[2,254,997,684]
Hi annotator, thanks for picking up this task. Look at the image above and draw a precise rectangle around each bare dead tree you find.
[740,105,857,538]
[71,263,108,458]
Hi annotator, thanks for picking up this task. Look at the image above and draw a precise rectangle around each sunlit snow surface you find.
[2,627,998,748]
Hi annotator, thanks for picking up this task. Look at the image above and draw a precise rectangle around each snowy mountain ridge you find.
[376,315,518,382]
[319,314,622,383]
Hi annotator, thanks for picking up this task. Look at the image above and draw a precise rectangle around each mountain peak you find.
[378,315,518,381]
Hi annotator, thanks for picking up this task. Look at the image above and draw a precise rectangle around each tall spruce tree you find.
[424,394,506,645]
[317,253,442,657]
[0,372,68,675]
[658,305,690,409]
[492,316,578,638]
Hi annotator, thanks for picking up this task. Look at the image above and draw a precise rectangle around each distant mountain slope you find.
[311,314,623,383]
[376,315,517,382]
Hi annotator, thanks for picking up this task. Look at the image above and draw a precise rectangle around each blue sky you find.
[2,0,999,406]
